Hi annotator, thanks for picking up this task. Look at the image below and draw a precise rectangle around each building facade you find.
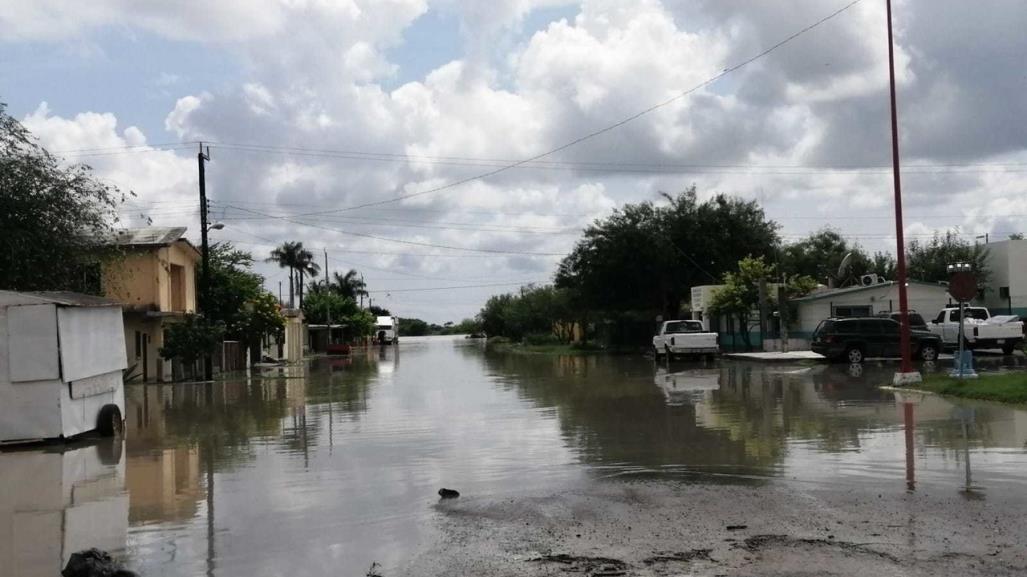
[983,238,1027,316]
[102,227,200,382]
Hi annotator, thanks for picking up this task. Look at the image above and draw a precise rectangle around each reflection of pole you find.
[205,439,215,577]
[904,401,915,490]
[957,300,966,378]
[962,418,972,491]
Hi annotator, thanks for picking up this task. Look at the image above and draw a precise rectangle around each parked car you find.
[652,320,719,359]
[811,317,942,364]
[875,310,928,331]
[927,307,1024,355]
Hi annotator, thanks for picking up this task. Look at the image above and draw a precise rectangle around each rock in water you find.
[438,488,460,499]
[62,549,117,577]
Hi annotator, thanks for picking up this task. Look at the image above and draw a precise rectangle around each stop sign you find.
[949,271,977,301]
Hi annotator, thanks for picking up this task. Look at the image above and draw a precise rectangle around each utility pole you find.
[324,248,331,332]
[360,274,365,308]
[198,142,213,381]
[886,0,919,385]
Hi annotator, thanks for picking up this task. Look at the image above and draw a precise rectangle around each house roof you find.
[112,226,189,246]
[0,290,122,308]
[790,280,949,303]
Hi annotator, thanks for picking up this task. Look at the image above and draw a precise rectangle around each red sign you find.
[948,271,977,301]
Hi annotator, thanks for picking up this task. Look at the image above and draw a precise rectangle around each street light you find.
[207,222,225,232]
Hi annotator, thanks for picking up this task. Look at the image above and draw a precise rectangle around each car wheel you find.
[919,343,939,362]
[665,345,674,361]
[1002,342,1016,356]
[96,404,123,438]
[845,346,864,364]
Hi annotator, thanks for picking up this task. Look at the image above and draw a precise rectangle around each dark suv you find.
[811,317,942,363]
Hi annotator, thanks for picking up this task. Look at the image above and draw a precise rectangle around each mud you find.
[406,480,1027,576]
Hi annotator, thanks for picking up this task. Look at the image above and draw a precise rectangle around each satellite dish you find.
[837,252,853,279]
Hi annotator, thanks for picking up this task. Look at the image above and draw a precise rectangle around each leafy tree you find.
[368,305,391,316]
[302,291,375,336]
[906,231,989,290]
[556,187,779,318]
[707,256,816,351]
[239,292,285,359]
[294,247,319,307]
[160,317,225,368]
[206,242,263,334]
[779,228,896,285]
[1010,233,1024,240]
[477,285,572,342]
[1,102,127,292]
[399,317,430,336]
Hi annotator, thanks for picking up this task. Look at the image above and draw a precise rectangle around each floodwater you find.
[5,336,1027,576]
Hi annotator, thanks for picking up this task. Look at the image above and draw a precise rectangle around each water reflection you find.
[1,440,128,577]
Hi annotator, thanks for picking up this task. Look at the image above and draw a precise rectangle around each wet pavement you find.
[4,336,1027,576]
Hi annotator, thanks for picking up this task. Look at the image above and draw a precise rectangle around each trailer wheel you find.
[97,404,123,438]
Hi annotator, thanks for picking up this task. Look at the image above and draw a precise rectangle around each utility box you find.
[0,291,128,444]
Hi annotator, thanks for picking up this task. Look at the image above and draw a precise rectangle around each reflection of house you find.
[983,238,1027,316]
[102,227,200,381]
[124,384,204,523]
[0,443,128,577]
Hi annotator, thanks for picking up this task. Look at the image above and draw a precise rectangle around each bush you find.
[523,333,561,346]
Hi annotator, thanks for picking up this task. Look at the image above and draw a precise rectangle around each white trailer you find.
[375,315,398,344]
[0,291,128,444]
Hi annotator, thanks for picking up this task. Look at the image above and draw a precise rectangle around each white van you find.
[375,316,398,344]
[0,291,127,444]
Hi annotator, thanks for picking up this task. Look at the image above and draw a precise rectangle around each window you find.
[664,321,703,334]
[934,310,946,324]
[833,305,871,318]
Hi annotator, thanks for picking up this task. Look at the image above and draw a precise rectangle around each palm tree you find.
[331,269,367,301]
[267,241,302,308]
[294,247,320,308]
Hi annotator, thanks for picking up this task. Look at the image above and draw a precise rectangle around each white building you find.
[790,281,954,341]
[983,238,1027,316]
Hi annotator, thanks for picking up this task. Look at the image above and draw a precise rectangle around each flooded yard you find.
[6,336,1027,576]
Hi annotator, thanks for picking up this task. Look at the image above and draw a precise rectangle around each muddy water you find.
[7,337,1027,576]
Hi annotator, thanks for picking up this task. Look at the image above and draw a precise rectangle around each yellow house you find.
[101,227,200,382]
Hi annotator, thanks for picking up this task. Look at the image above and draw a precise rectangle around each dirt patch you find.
[643,548,713,565]
[528,554,628,576]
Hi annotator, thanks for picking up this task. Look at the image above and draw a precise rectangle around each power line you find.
[367,281,546,294]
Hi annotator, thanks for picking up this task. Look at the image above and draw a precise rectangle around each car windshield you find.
[664,321,702,333]
[951,308,990,321]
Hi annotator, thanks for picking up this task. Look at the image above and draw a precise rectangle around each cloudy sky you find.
[3,0,1025,322]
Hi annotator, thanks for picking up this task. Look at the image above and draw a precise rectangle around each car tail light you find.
[670,337,675,346]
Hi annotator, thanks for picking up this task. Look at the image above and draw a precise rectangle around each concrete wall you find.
[984,239,1027,316]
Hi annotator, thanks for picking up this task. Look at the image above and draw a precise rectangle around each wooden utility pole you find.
[198,143,213,381]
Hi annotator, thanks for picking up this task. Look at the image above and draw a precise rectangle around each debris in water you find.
[726,524,748,531]
[62,549,138,577]
[528,553,628,575]
[438,488,460,499]
[643,549,713,565]
[366,561,383,577]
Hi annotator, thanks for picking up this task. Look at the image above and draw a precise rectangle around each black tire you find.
[1002,342,1016,356]
[665,345,674,361]
[844,346,865,364]
[96,404,123,438]
[919,343,939,362]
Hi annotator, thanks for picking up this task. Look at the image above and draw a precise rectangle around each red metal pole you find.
[886,0,913,375]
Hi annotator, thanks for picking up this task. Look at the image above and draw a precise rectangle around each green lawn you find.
[918,372,1027,404]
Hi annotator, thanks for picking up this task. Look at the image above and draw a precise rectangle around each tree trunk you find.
[299,270,305,308]
[288,268,295,308]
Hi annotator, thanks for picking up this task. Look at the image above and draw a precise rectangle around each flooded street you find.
[7,336,1027,576]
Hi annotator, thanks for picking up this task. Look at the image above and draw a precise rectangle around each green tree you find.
[368,305,391,316]
[708,256,816,351]
[906,231,989,290]
[1,102,127,292]
[477,285,572,342]
[399,317,430,336]
[206,242,264,336]
[239,292,285,360]
[294,246,319,308]
[302,291,375,336]
[160,316,225,372]
[556,187,779,318]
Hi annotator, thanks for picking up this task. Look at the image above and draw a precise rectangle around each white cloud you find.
[7,0,1027,320]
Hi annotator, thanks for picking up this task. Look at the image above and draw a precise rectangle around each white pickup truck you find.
[652,320,719,359]
[928,307,1025,355]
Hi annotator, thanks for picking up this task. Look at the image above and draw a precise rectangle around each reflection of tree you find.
[481,353,781,477]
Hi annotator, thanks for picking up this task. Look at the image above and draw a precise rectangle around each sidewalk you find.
[723,351,827,362]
